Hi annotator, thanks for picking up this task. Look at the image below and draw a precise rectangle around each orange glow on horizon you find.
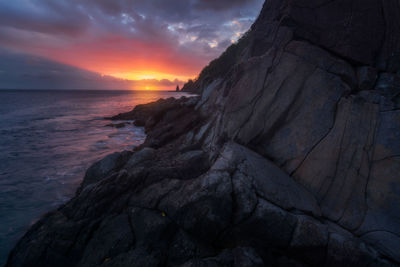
[109,71,193,82]
[43,50,198,90]
[9,34,207,90]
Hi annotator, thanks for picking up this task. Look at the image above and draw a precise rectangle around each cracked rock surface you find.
[7,0,400,266]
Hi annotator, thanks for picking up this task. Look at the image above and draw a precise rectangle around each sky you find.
[0,0,264,90]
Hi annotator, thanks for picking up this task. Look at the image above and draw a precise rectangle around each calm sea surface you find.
[0,89,192,264]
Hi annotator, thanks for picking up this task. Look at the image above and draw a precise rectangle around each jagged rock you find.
[357,66,378,91]
[375,73,400,103]
[179,247,265,267]
[7,0,400,266]
[110,96,200,129]
[77,151,132,193]
[105,122,131,128]
[111,96,204,149]
[124,147,155,171]
[79,214,134,266]
[289,216,328,266]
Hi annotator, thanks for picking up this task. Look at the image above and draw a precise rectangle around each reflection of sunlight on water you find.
[124,90,166,106]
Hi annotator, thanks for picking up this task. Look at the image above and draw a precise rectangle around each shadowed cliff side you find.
[7,0,400,266]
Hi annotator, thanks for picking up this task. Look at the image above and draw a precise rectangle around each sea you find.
[0,89,193,265]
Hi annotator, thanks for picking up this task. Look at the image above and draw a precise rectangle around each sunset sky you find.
[0,0,263,90]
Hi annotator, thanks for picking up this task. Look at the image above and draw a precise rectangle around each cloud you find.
[0,1,90,36]
[0,0,264,88]
[195,0,259,11]
[0,48,184,90]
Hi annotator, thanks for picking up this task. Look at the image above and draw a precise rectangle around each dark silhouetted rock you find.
[105,122,131,128]
[357,66,378,91]
[77,151,132,194]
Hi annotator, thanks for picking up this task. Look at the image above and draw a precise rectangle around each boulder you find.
[77,151,132,193]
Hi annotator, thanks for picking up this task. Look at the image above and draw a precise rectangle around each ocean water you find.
[0,89,192,264]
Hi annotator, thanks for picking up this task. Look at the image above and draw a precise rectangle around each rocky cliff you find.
[7,0,400,266]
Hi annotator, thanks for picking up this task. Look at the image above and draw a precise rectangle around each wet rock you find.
[105,122,131,128]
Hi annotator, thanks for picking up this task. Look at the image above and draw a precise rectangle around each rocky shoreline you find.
[6,94,399,266]
[7,0,400,266]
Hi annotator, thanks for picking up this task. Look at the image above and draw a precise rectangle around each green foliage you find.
[197,31,251,82]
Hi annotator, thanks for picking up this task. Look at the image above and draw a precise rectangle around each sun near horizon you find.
[109,71,195,91]
[0,0,263,91]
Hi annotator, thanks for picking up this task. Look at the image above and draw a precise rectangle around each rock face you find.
[7,0,400,266]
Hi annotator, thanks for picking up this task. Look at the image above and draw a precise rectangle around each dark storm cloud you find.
[0,48,124,89]
[0,1,90,36]
[195,0,258,11]
[0,0,263,50]
[0,48,186,90]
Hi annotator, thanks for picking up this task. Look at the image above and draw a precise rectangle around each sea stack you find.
[7,0,400,266]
